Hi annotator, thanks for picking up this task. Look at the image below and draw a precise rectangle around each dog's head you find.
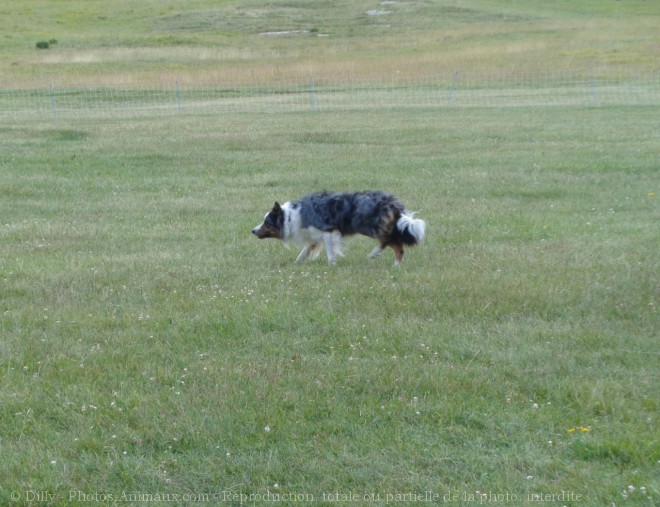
[251,202,284,240]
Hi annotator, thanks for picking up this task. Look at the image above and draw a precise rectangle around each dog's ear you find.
[271,202,284,226]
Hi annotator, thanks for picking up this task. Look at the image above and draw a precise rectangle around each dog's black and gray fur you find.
[252,191,425,266]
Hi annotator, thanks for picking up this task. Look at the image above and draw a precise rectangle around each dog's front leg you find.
[323,231,341,265]
[295,244,314,263]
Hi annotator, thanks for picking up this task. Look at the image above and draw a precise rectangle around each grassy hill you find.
[1,0,658,86]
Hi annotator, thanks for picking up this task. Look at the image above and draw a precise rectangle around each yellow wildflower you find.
[567,425,591,433]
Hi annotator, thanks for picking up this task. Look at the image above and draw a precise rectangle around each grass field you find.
[2,1,659,506]
[2,106,658,506]
[1,0,658,86]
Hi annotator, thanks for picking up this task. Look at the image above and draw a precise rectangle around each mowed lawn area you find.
[2,105,658,505]
[1,0,659,506]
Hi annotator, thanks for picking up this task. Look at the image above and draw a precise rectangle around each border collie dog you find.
[252,191,425,266]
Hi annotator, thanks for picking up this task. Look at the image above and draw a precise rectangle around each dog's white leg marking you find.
[323,232,336,265]
[368,245,384,259]
[323,232,340,265]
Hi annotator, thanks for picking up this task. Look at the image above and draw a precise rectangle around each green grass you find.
[1,106,658,505]
[2,1,659,506]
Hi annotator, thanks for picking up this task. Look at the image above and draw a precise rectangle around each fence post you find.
[175,81,182,111]
[589,68,597,104]
[49,84,56,118]
[447,72,460,107]
[310,78,318,111]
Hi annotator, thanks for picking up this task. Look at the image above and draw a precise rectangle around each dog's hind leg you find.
[368,244,384,259]
[390,243,404,267]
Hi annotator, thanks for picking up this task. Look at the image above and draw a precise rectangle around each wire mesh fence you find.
[1,69,658,120]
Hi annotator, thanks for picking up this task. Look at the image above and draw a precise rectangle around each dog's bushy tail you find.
[397,212,426,246]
